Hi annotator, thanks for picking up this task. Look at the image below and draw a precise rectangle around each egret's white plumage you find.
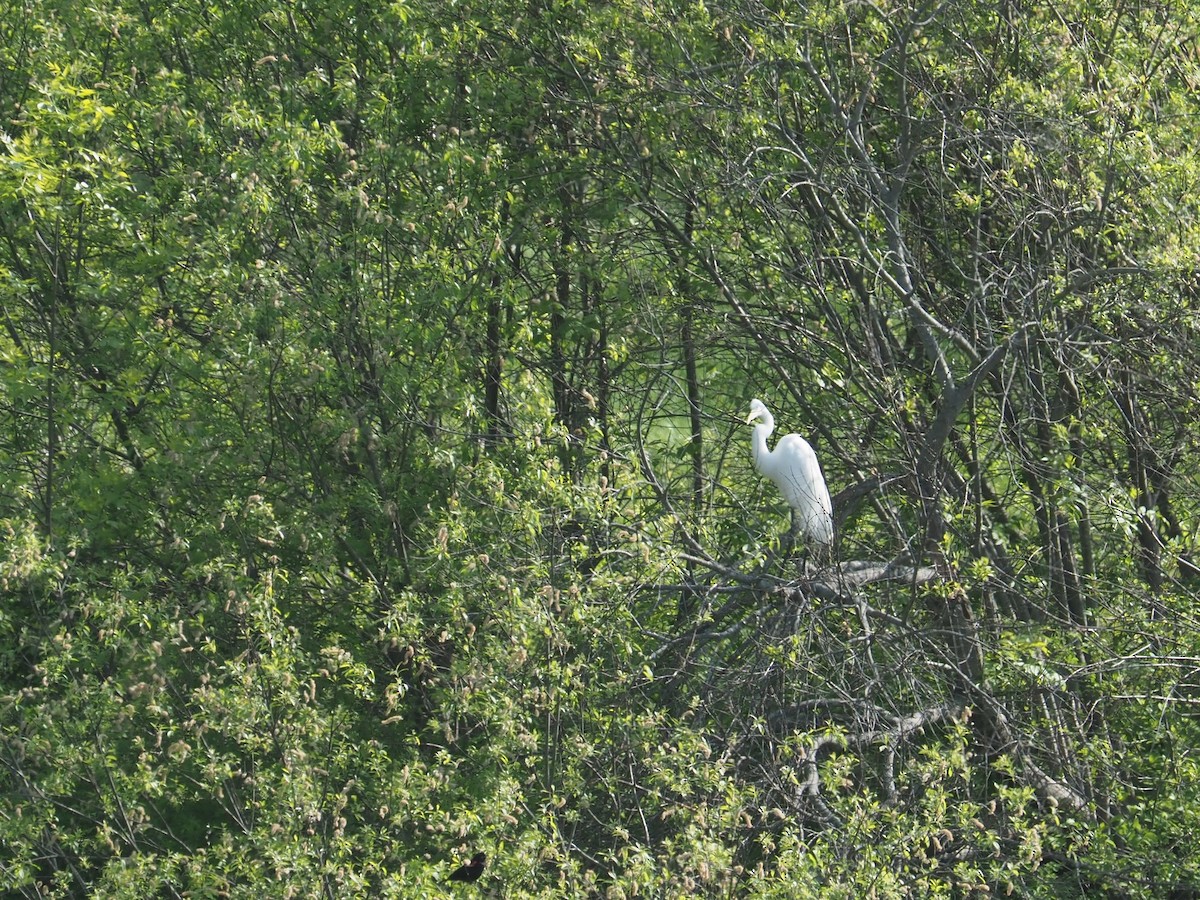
[747,398,834,545]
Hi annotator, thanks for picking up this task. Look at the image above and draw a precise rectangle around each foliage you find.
[3,0,1200,896]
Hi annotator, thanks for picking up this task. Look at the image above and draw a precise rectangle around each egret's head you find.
[746,398,769,424]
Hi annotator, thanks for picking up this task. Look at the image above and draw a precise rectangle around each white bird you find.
[746,398,834,546]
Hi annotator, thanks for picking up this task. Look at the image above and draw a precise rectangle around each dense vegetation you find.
[3,0,1200,896]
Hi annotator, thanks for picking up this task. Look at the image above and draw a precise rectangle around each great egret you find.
[746,398,834,546]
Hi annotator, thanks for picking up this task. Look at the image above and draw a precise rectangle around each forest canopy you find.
[3,0,1200,896]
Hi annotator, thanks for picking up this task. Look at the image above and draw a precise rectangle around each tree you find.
[617,0,1200,894]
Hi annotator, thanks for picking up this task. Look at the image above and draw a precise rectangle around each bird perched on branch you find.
[447,851,487,884]
[746,398,834,547]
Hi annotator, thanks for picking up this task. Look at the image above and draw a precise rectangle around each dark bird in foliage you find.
[448,852,486,883]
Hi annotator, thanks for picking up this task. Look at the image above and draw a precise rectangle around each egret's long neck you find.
[750,418,773,471]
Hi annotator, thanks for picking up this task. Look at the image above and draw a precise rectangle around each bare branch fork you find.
[655,544,1090,817]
